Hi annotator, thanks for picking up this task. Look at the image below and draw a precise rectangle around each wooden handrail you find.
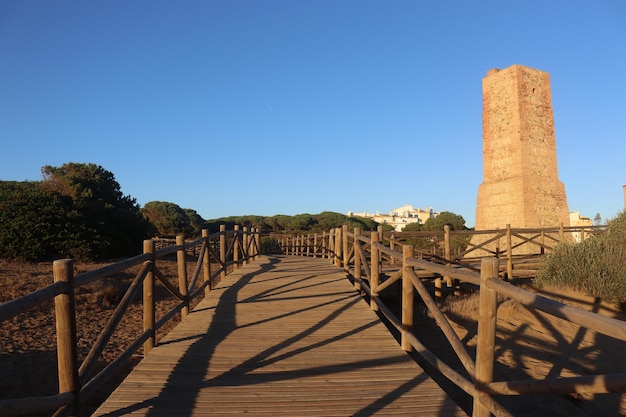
[0,224,260,417]
[0,393,74,417]
[485,277,626,341]
[0,281,66,323]
[283,224,623,417]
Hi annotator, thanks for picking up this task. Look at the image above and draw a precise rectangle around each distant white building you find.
[569,211,592,242]
[347,204,438,232]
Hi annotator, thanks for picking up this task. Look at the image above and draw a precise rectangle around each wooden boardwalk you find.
[93,255,467,416]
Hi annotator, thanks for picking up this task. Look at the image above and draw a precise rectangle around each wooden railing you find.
[278,224,605,281]
[282,225,626,417]
[0,225,260,417]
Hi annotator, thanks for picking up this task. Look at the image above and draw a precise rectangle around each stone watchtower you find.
[474,65,570,251]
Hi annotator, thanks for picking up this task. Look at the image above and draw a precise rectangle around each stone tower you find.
[474,65,570,246]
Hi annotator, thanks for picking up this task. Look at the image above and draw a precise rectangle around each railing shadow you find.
[95,256,279,417]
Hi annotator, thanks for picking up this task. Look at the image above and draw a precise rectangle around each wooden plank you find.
[93,255,466,417]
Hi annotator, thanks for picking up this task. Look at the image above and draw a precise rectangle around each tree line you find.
[0,163,380,261]
[1,162,469,262]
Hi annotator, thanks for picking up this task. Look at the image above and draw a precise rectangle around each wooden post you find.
[321,231,327,258]
[254,228,260,260]
[252,228,257,259]
[242,227,249,265]
[401,245,414,351]
[143,239,156,354]
[432,225,448,298]
[354,228,361,291]
[220,225,227,280]
[328,231,334,262]
[176,235,190,318]
[294,235,300,256]
[342,225,349,274]
[328,229,333,264]
[305,234,310,257]
[473,257,499,417]
[377,225,384,275]
[202,229,211,295]
[390,234,396,265]
[233,225,240,269]
[313,233,318,258]
[54,259,80,407]
[294,235,298,256]
[506,224,513,281]
[297,235,301,256]
[250,228,255,259]
[444,225,452,291]
[495,230,500,258]
[371,231,379,311]
[250,227,255,264]
[247,228,252,259]
[434,276,443,299]
[335,228,342,268]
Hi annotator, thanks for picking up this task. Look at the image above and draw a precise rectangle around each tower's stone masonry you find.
[473,65,570,254]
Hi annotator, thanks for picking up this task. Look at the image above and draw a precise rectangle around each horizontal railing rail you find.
[0,225,260,417]
[278,223,605,284]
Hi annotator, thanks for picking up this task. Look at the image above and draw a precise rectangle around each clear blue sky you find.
[1,1,625,227]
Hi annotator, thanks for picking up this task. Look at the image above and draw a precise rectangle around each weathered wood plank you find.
[93,255,466,416]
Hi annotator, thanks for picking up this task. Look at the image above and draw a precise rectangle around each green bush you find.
[42,162,154,259]
[0,181,70,260]
[141,201,194,237]
[422,211,467,231]
[0,163,153,261]
[536,211,626,306]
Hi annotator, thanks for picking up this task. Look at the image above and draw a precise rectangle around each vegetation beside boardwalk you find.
[536,210,626,306]
[0,163,153,261]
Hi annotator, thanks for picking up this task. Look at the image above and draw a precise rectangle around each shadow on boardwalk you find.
[94,255,465,417]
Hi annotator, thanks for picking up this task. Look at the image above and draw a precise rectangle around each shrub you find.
[1,163,153,261]
[535,211,626,306]
[41,162,154,259]
[141,201,194,237]
[422,211,467,231]
[0,181,71,260]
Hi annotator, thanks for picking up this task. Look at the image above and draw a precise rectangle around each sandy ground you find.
[1,258,625,416]
[422,282,626,416]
